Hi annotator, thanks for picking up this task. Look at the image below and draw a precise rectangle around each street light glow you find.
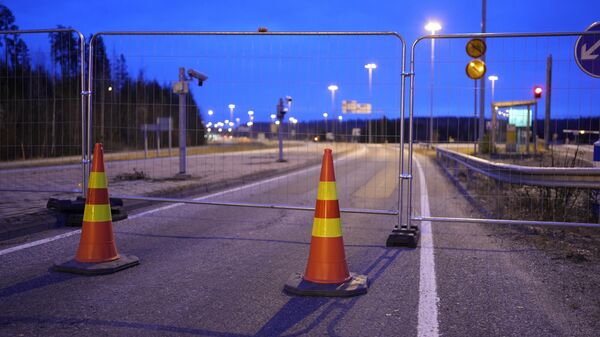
[327,85,338,92]
[228,104,235,109]
[207,109,214,116]
[270,114,276,119]
[364,63,377,70]
[425,21,442,34]
[323,112,328,118]
[275,120,280,125]
[107,86,113,91]
[247,121,253,127]
[247,110,254,116]
[488,75,498,81]
[338,115,343,121]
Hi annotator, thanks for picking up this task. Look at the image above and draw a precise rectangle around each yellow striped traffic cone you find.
[54,143,139,275]
[284,149,367,297]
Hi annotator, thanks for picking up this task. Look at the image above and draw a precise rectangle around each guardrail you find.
[436,147,600,189]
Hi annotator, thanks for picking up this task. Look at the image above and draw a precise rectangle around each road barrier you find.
[0,28,87,195]
[436,147,600,189]
[406,31,600,227]
[4,27,600,238]
[86,31,407,223]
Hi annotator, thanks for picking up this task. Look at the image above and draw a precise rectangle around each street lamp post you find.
[364,63,377,143]
[425,21,441,147]
[338,115,343,142]
[364,63,377,94]
[228,104,235,135]
[247,110,254,139]
[488,75,498,152]
[327,84,338,111]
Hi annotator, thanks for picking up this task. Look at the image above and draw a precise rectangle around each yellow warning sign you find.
[466,38,487,58]
[465,59,487,80]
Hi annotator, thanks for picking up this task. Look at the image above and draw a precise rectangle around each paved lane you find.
[0,145,420,337]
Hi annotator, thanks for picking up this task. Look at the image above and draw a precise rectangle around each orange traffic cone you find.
[54,143,139,275]
[284,148,367,297]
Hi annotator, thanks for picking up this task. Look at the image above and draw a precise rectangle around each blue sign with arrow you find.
[575,22,600,78]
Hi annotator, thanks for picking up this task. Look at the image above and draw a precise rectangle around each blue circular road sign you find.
[575,22,600,78]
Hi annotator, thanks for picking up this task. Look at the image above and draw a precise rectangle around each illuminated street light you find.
[275,120,280,125]
[323,112,328,118]
[208,109,214,116]
[425,20,442,147]
[488,75,499,103]
[247,121,254,127]
[364,63,377,93]
[327,84,338,111]
[107,86,113,92]
[338,115,343,121]
[425,21,442,34]
[270,114,276,120]
[228,104,235,127]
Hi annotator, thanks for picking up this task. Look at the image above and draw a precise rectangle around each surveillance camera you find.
[187,69,208,86]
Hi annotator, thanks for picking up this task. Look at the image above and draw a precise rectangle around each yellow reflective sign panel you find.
[465,59,487,80]
[466,38,487,58]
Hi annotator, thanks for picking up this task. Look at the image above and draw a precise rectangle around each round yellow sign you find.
[465,59,487,80]
[466,38,487,58]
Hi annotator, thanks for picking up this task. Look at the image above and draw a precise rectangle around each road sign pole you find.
[534,101,538,154]
[545,54,553,150]
[526,105,531,155]
[478,0,487,154]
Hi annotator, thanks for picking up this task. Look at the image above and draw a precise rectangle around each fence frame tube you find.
[0,28,87,197]
[87,31,407,219]
[408,31,600,227]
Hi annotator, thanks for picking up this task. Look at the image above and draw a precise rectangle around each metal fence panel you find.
[87,32,407,219]
[408,31,600,226]
[0,29,86,221]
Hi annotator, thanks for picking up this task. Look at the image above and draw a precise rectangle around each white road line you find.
[415,156,440,337]
[0,230,81,257]
[0,146,366,256]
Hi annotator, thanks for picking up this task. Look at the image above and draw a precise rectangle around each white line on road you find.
[0,147,366,256]
[0,230,81,257]
[415,156,440,337]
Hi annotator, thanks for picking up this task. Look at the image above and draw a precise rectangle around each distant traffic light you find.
[534,86,543,99]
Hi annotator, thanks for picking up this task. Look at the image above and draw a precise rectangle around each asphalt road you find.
[0,144,597,336]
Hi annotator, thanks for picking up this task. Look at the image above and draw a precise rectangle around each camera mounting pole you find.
[276,97,292,162]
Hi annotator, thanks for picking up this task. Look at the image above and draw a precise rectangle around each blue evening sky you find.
[4,0,600,123]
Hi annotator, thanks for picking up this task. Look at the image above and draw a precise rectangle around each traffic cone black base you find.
[386,225,420,248]
[284,272,368,297]
[53,254,139,276]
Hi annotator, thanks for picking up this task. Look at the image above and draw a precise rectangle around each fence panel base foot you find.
[386,225,419,248]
